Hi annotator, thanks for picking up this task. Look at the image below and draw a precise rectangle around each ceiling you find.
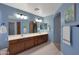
[3,3,62,17]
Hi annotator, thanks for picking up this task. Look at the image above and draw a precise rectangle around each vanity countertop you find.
[8,32,48,41]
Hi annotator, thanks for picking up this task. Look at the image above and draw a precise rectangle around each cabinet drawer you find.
[9,43,24,55]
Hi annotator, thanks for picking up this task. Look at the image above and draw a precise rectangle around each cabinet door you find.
[9,44,21,54]
[37,36,43,45]
[9,44,16,55]
[44,34,48,42]
[37,35,48,45]
[18,39,25,52]
[9,39,24,55]
[24,38,34,50]
[34,36,38,46]
[9,40,18,54]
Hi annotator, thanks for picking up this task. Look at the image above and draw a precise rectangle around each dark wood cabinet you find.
[9,39,24,55]
[34,36,38,46]
[9,34,48,55]
[37,35,43,45]
[24,37,34,50]
[41,35,48,42]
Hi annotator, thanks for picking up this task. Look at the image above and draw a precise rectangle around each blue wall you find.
[0,4,43,50]
[0,3,43,33]
[44,15,54,42]
[1,3,79,54]
[0,5,8,49]
[21,20,29,34]
[57,3,79,55]
[54,3,79,55]
[44,3,79,55]
[60,3,79,55]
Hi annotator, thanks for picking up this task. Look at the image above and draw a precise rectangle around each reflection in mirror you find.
[29,21,37,33]
[8,22,16,35]
[8,19,49,35]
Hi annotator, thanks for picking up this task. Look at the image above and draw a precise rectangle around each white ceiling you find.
[3,3,62,17]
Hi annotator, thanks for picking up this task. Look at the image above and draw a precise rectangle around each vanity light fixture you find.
[35,18,42,22]
[14,13,28,20]
[15,13,20,18]
[20,14,25,19]
[24,16,28,19]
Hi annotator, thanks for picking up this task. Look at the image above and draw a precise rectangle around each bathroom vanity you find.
[8,32,48,55]
[8,17,49,55]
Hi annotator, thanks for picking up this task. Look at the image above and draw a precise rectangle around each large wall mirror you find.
[8,19,49,35]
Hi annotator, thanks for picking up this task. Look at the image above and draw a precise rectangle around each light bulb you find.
[15,13,20,18]
[20,15,24,19]
[24,16,28,19]
[35,18,42,22]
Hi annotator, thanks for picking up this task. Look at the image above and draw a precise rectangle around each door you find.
[29,21,34,33]
[54,12,61,50]
[8,22,15,35]
[24,38,34,49]
[17,22,21,34]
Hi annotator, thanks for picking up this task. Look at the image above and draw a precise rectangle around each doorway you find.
[17,22,21,34]
[54,12,61,51]
[8,22,15,35]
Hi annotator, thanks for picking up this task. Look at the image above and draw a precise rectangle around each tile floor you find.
[18,42,62,55]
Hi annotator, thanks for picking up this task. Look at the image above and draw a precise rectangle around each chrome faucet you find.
[21,33,23,37]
